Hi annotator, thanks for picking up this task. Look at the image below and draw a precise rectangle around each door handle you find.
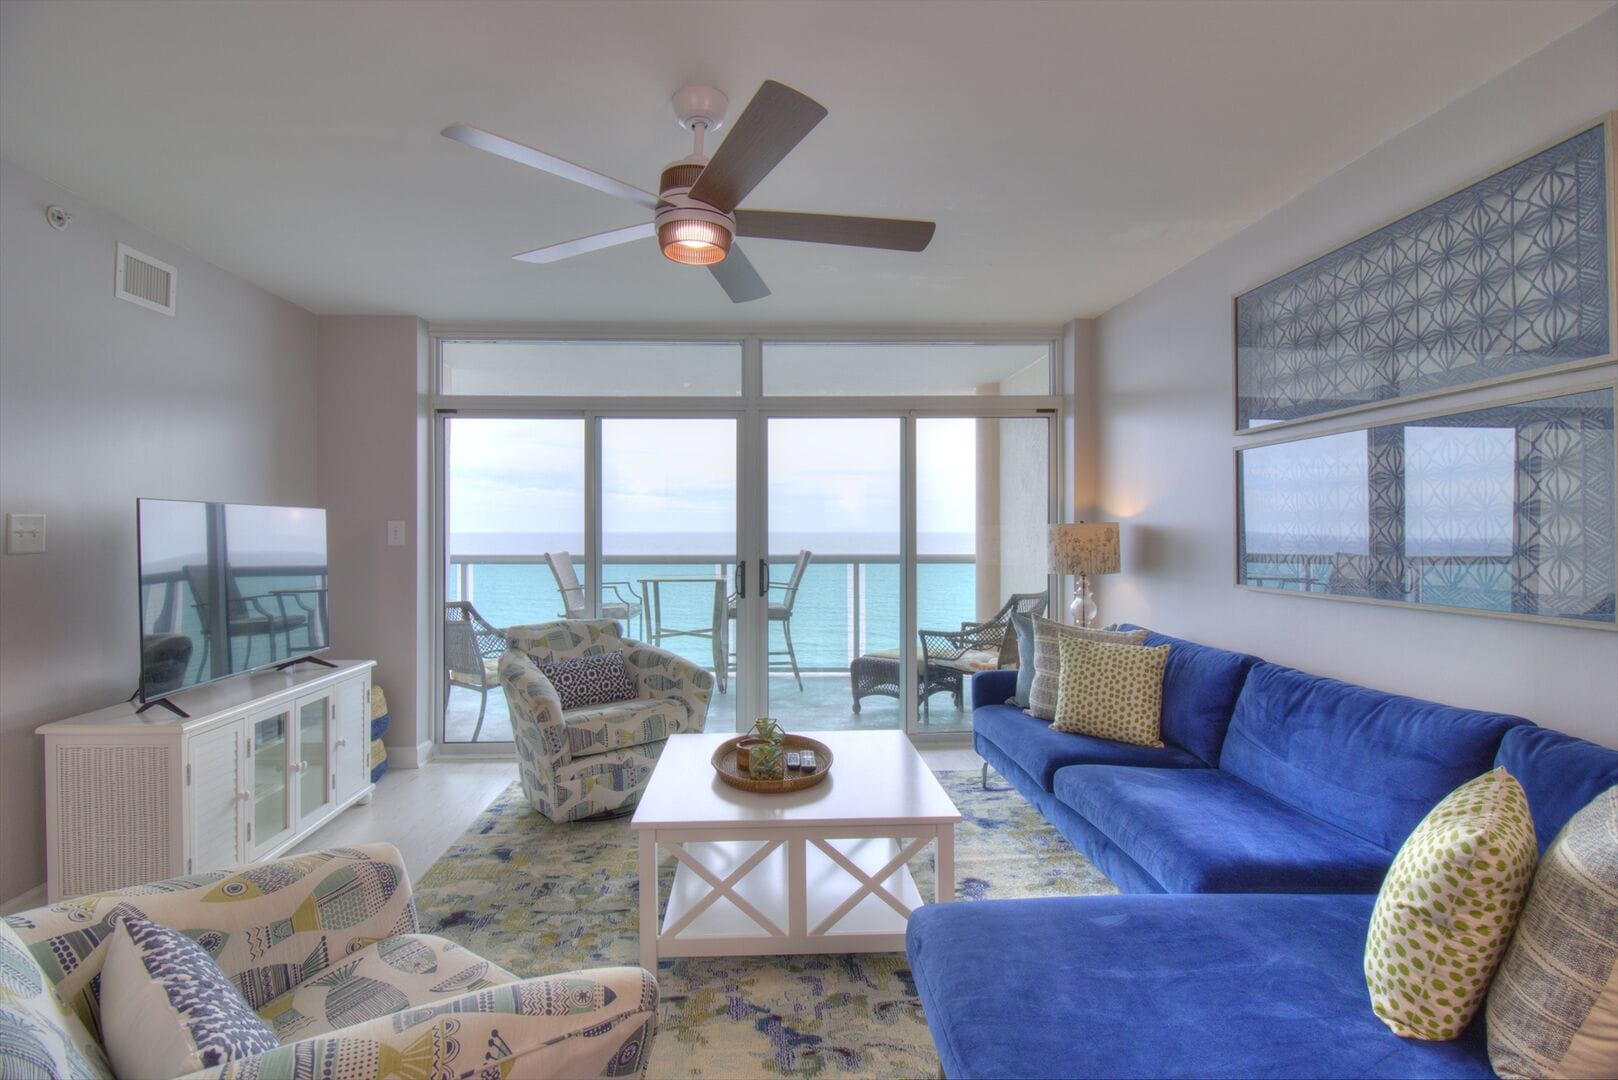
[737,560,746,599]
[760,559,770,592]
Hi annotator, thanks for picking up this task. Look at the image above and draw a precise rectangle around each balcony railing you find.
[447,552,977,673]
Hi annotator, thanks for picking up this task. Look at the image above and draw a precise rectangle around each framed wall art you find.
[1235,115,1615,432]
[1236,383,1616,628]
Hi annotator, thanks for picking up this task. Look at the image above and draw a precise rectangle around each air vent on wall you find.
[115,242,176,315]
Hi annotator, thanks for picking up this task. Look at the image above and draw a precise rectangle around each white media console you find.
[37,659,376,901]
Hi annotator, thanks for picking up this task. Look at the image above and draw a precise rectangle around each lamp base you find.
[1070,575,1098,628]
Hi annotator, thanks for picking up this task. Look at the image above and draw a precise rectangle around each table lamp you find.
[1048,522,1121,628]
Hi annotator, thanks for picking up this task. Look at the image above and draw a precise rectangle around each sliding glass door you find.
[764,418,902,731]
[601,418,737,708]
[434,336,1060,749]
[442,417,584,744]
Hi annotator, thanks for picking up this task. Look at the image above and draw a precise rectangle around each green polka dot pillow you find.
[1051,636,1169,748]
[1364,767,1538,1041]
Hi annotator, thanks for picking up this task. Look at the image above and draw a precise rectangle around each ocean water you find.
[449,559,981,672]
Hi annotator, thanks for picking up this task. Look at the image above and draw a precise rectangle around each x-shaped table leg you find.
[809,835,931,936]
[662,840,786,940]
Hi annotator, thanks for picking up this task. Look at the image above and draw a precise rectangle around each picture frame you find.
[1233,113,1617,434]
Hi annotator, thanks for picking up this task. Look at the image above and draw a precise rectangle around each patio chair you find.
[545,550,643,637]
[852,591,1048,717]
[444,600,508,741]
[726,549,813,690]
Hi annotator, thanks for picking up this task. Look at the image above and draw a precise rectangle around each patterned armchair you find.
[501,619,713,822]
[1,844,656,1079]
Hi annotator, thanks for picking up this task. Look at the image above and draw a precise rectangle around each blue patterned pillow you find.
[536,650,637,710]
[100,917,277,1077]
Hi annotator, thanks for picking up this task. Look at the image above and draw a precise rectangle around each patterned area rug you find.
[414,771,1116,1078]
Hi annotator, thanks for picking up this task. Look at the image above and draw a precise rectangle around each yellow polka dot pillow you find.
[1364,767,1538,1041]
[1051,637,1170,747]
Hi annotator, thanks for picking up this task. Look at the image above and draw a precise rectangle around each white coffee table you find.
[632,730,961,969]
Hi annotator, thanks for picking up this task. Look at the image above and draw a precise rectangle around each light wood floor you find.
[290,745,984,885]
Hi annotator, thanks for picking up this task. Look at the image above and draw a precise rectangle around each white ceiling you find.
[0,0,1609,326]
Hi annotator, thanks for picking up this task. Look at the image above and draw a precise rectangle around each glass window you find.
[763,342,1052,396]
[441,340,742,397]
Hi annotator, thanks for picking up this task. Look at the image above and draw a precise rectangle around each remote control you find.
[800,750,817,770]
[786,751,801,770]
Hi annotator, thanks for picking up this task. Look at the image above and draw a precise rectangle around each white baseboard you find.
[387,739,435,769]
[1,883,46,916]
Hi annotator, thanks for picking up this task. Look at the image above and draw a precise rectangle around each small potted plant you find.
[739,717,785,779]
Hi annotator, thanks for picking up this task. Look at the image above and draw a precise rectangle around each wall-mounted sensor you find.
[45,206,72,230]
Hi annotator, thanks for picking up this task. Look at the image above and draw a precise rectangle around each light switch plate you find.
[5,513,46,554]
[387,520,406,547]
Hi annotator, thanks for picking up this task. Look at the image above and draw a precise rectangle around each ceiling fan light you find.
[659,218,732,265]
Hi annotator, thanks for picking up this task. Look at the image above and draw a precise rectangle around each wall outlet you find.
[387,520,406,547]
[5,513,46,554]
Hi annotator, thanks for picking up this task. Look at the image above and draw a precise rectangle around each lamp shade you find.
[1049,522,1121,576]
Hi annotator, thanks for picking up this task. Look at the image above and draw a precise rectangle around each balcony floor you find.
[442,670,976,744]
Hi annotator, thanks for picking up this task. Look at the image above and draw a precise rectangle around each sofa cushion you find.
[564,697,685,759]
[257,934,516,1042]
[1053,765,1395,893]
[1118,627,1261,766]
[1365,768,1538,1040]
[100,916,279,1078]
[1218,662,1528,851]
[906,893,1492,1079]
[0,919,112,1080]
[1052,637,1170,746]
[1487,786,1618,1078]
[1494,724,1618,853]
[975,704,1202,791]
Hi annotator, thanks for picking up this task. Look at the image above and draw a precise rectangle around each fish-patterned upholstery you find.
[2,844,657,1079]
[501,619,713,822]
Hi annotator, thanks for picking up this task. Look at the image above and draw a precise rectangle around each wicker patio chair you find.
[444,600,508,741]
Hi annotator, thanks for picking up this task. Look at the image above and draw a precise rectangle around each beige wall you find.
[315,316,430,763]
[0,157,320,905]
[1093,10,1618,746]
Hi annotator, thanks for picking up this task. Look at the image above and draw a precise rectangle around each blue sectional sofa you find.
[912,627,1618,1078]
[972,627,1530,893]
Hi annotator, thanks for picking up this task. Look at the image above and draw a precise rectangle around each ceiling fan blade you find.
[735,209,936,252]
[512,222,656,264]
[442,123,659,210]
[686,81,827,213]
[708,244,771,303]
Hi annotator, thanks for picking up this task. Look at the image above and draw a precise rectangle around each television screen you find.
[138,499,329,701]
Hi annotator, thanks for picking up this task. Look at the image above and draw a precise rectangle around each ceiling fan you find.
[442,80,936,303]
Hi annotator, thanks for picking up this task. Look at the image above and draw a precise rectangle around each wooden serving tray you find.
[712,733,833,794]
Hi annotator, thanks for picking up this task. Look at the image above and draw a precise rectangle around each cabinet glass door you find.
[252,709,292,850]
[297,696,332,827]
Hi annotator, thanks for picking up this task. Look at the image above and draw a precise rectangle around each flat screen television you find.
[137,499,330,706]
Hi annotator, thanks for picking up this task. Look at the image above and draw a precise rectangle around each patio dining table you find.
[638,574,729,693]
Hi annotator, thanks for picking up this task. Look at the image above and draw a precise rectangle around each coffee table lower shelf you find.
[639,828,951,969]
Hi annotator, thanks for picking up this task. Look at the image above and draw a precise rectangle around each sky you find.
[445,416,984,554]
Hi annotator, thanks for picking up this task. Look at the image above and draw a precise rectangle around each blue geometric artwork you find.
[1237,123,1612,429]
[1237,387,1616,625]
